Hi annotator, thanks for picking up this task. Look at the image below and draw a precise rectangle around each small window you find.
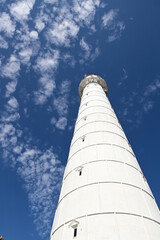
[82,137,85,142]
[79,170,82,176]
[85,103,88,106]
[74,228,77,237]
[84,117,87,121]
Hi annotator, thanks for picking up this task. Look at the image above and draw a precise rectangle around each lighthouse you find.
[50,74,160,240]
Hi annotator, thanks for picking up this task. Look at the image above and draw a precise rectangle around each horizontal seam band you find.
[76,112,117,126]
[68,143,135,162]
[80,99,110,109]
[57,181,153,208]
[78,105,115,117]
[81,94,108,102]
[52,210,159,236]
[83,89,106,96]
[70,130,128,148]
[63,159,142,181]
[74,120,123,135]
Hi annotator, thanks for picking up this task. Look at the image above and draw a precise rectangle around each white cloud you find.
[16,147,64,237]
[35,19,45,32]
[102,9,125,43]
[53,96,68,116]
[33,51,59,105]
[34,75,56,105]
[0,123,16,148]
[118,68,128,86]
[144,77,160,96]
[51,80,70,130]
[0,0,6,3]
[1,55,20,79]
[107,34,117,42]
[44,0,58,4]
[47,19,79,46]
[30,30,38,40]
[0,36,8,49]
[143,101,154,113]
[50,116,68,131]
[50,117,57,125]
[35,51,59,74]
[73,0,98,25]
[19,48,33,65]
[62,53,76,67]
[80,37,91,59]
[5,80,17,97]
[8,97,19,109]
[0,102,64,238]
[1,112,20,123]
[53,80,70,117]
[13,145,23,154]
[13,23,40,65]
[102,9,118,28]
[0,12,16,37]
[10,0,35,21]
[60,80,71,95]
[79,38,100,63]
[56,117,68,130]
[108,22,125,42]
[0,1,127,238]
[118,75,160,126]
[91,47,100,61]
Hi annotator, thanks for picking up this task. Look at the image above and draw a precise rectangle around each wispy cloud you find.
[10,0,35,22]
[0,1,126,238]
[143,101,154,113]
[8,97,19,109]
[0,36,8,49]
[0,96,64,238]
[34,51,59,74]
[1,55,20,79]
[34,75,56,105]
[47,19,79,47]
[102,9,118,28]
[102,9,125,42]
[17,147,64,238]
[5,80,17,97]
[118,68,128,86]
[80,37,91,61]
[118,76,160,126]
[0,12,16,37]
[51,80,71,131]
[144,77,160,96]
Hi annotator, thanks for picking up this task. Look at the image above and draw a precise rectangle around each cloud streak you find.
[0,1,126,238]
[118,76,160,126]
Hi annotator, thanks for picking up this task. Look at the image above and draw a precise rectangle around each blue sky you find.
[0,0,160,239]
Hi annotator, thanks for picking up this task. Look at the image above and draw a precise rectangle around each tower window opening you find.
[74,228,77,237]
[79,170,82,176]
[82,137,85,142]
[84,117,87,121]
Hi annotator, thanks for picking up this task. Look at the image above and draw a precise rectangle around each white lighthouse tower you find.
[50,74,160,240]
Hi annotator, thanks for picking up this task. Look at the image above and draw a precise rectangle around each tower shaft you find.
[50,75,160,240]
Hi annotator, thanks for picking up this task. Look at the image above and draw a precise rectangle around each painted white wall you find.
[50,76,160,240]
